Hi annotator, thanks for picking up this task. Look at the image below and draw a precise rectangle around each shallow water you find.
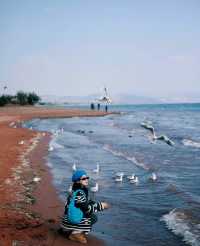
[25,103,200,246]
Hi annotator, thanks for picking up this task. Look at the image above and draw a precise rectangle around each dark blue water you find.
[25,103,200,246]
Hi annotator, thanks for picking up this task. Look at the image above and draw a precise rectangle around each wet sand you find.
[0,106,108,246]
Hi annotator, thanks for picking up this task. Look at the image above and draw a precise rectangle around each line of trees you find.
[0,91,40,107]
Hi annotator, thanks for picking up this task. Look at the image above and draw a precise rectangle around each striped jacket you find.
[61,185,104,232]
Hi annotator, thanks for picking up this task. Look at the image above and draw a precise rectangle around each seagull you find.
[93,164,100,173]
[141,122,156,137]
[90,183,99,192]
[68,184,73,193]
[153,135,174,146]
[130,176,139,184]
[127,173,135,180]
[48,146,54,151]
[115,172,124,177]
[72,163,77,171]
[115,175,123,182]
[149,172,157,181]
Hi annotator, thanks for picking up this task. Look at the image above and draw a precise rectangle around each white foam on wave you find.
[161,209,200,246]
[50,139,64,149]
[182,139,200,148]
[103,144,149,170]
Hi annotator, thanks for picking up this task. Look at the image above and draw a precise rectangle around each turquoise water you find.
[26,103,200,246]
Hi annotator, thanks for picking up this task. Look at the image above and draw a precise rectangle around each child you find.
[61,170,110,244]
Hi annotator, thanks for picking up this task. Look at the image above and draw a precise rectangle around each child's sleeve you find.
[75,191,104,215]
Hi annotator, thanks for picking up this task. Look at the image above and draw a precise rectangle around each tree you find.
[0,95,7,106]
[16,91,28,105]
[27,92,40,105]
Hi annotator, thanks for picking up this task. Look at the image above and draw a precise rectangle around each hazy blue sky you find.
[0,0,200,99]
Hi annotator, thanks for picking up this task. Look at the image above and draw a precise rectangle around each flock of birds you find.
[114,171,157,184]
[68,162,158,194]
[140,122,175,146]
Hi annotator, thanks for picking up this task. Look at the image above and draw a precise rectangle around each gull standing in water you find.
[93,163,100,174]
[115,174,123,182]
[90,183,99,192]
[72,163,77,172]
[149,172,157,181]
[127,173,135,180]
[130,176,139,184]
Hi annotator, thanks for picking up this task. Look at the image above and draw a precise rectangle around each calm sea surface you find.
[25,103,200,246]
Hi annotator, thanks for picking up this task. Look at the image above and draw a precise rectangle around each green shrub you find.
[27,92,40,105]
[16,91,28,105]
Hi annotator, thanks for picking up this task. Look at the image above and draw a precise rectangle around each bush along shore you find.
[0,91,40,106]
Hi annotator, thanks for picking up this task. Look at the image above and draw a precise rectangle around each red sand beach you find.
[0,106,108,246]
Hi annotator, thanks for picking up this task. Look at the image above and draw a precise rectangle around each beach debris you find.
[4,178,12,185]
[90,183,99,192]
[18,140,25,145]
[93,163,100,173]
[9,121,15,127]
[33,176,41,183]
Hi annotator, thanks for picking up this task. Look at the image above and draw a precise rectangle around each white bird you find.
[93,164,100,173]
[68,184,73,193]
[33,176,41,182]
[115,175,123,182]
[127,173,135,180]
[72,163,77,171]
[130,176,139,184]
[90,183,99,192]
[18,140,25,145]
[115,172,124,177]
[48,146,54,151]
[149,172,157,181]
[141,122,156,137]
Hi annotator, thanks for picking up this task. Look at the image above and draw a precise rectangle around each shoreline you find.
[0,106,108,246]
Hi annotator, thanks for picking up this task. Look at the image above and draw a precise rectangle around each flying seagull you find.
[153,135,175,146]
[140,122,156,137]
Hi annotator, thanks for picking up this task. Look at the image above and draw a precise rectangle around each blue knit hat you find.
[72,170,87,182]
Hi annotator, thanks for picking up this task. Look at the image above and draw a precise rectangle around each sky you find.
[0,0,200,100]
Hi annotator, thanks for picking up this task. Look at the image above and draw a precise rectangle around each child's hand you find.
[101,202,110,209]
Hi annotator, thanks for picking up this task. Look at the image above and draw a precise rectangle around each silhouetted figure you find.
[105,105,108,112]
[97,103,100,110]
[90,103,95,110]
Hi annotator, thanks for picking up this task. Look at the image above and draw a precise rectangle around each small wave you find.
[161,208,200,246]
[50,139,64,149]
[182,139,200,148]
[103,144,149,170]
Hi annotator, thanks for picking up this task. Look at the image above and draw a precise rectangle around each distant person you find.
[60,170,110,244]
[105,104,108,112]
[90,103,95,110]
[97,103,100,111]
